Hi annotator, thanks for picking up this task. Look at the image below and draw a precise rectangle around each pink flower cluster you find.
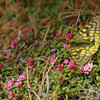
[17,73,25,87]
[8,92,14,99]
[10,40,18,48]
[50,56,56,64]
[15,81,22,88]
[79,63,93,74]
[54,58,76,71]
[63,59,69,64]
[0,62,2,68]
[66,32,73,41]
[4,71,26,99]
[56,32,60,37]
[28,59,35,70]
[55,59,69,71]
[4,78,14,90]
[15,71,26,89]
[6,54,12,59]
[64,44,69,51]
[55,64,64,71]
[4,71,26,91]
[68,60,77,70]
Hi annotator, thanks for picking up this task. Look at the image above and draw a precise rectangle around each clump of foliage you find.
[0,0,100,99]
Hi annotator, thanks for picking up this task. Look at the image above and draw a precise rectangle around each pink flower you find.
[29,28,33,33]
[0,52,2,55]
[29,65,35,70]
[64,44,69,51]
[63,59,69,64]
[4,83,12,90]
[47,21,51,24]
[68,60,77,70]
[44,18,49,23]
[22,71,27,76]
[24,36,27,40]
[15,81,22,87]
[17,75,25,81]
[66,32,73,41]
[57,64,60,68]
[18,7,22,12]
[8,92,14,99]
[56,64,64,71]
[6,54,12,59]
[41,41,45,46]
[8,78,14,85]
[4,78,14,90]
[28,59,34,65]
[10,40,18,48]
[56,32,60,36]
[55,68,60,71]
[79,63,93,74]
[0,62,2,68]
[50,56,55,64]
[61,64,64,68]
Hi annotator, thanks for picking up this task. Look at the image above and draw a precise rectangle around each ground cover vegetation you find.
[0,0,100,99]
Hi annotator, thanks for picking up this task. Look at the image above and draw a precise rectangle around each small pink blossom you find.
[4,78,14,90]
[66,32,73,41]
[56,32,60,36]
[79,63,93,74]
[17,75,25,81]
[8,92,14,99]
[24,36,27,40]
[56,64,64,71]
[57,64,60,68]
[63,59,69,64]
[15,81,22,87]
[4,83,12,90]
[61,64,64,68]
[0,52,2,55]
[68,60,77,70]
[64,44,69,51]
[22,71,27,76]
[6,54,12,59]
[50,56,55,64]
[41,41,45,46]
[28,59,34,65]
[44,18,49,23]
[29,28,33,33]
[29,65,35,71]
[10,40,18,48]
[60,64,64,70]
[0,62,2,68]
[47,21,51,24]
[55,68,60,71]
[18,7,22,12]
[8,78,14,85]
